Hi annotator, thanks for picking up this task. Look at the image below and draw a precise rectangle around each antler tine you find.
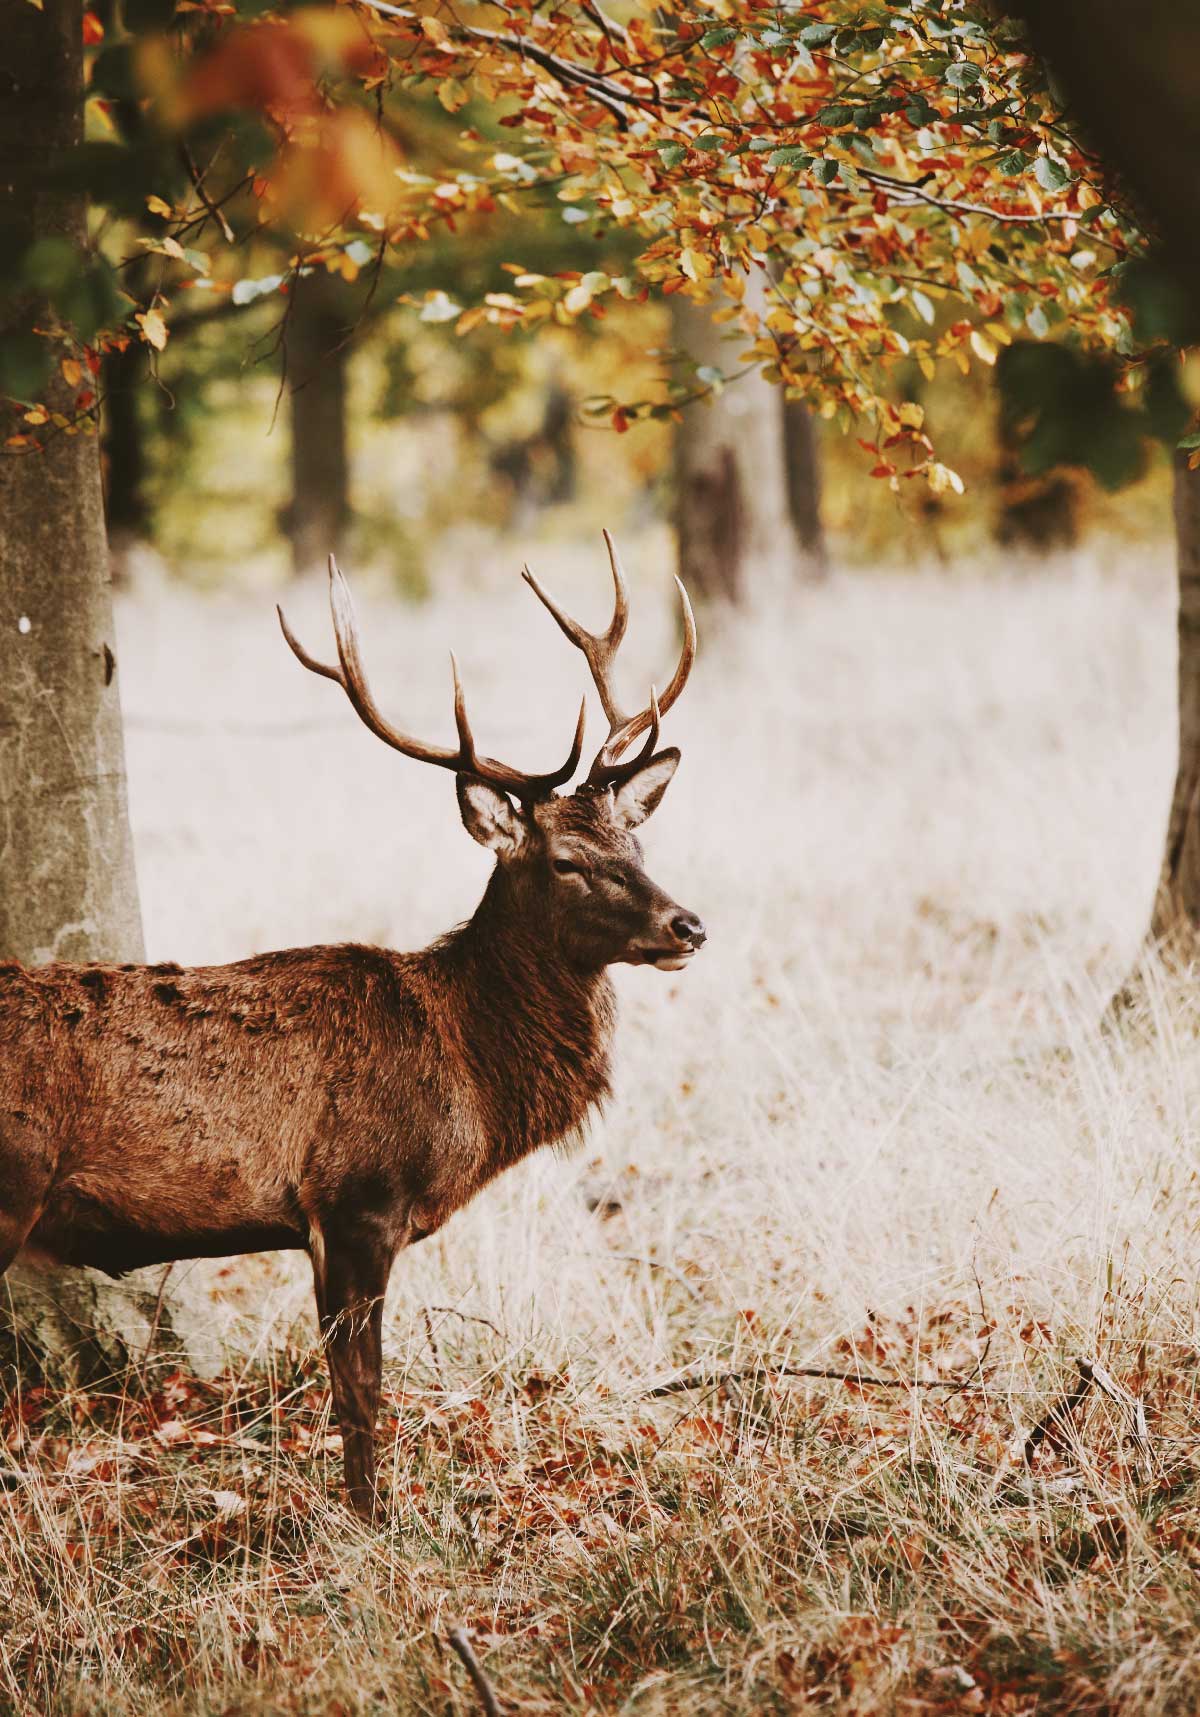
[523,531,697,788]
[278,555,584,799]
[602,527,630,653]
[277,603,344,684]
[598,685,662,790]
[521,566,628,735]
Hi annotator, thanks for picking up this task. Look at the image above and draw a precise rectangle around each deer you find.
[0,532,705,1517]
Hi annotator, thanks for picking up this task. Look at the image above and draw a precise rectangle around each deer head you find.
[278,533,706,973]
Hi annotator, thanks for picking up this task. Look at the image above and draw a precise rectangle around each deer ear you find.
[611,748,680,830]
[457,776,529,857]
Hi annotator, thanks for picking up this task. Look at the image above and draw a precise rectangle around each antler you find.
[278,556,586,801]
[521,529,696,789]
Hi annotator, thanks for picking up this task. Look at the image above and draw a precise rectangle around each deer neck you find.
[436,865,616,1162]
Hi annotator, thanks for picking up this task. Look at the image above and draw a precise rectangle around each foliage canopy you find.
[5,0,1191,488]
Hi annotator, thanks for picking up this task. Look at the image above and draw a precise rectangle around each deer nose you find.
[670,911,707,948]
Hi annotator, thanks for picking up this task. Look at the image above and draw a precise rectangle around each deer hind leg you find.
[311,1221,393,1520]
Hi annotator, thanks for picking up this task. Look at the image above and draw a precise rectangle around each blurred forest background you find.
[105,247,1171,597]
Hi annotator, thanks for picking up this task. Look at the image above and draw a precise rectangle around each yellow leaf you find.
[25,0,44,10]
[421,15,450,45]
[23,405,49,425]
[917,352,936,382]
[146,194,173,218]
[60,357,82,387]
[437,77,468,113]
[898,400,924,430]
[969,330,997,365]
[162,236,187,261]
[563,283,592,314]
[136,308,168,351]
[680,247,711,281]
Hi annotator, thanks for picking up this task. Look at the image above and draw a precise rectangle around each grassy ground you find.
[5,536,1200,1715]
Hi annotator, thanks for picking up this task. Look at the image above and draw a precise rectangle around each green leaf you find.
[997,149,1030,177]
[816,104,855,128]
[945,60,983,90]
[768,147,813,169]
[700,27,737,47]
[656,143,686,169]
[1033,155,1072,193]
[0,331,54,404]
[814,157,839,187]
[88,45,138,102]
[692,135,723,151]
[798,22,837,47]
[1026,303,1050,338]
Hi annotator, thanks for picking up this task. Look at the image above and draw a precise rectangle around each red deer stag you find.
[0,533,704,1517]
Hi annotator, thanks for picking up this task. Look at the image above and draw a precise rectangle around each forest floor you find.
[5,537,1200,1715]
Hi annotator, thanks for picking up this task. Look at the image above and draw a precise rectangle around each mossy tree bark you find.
[0,0,210,1383]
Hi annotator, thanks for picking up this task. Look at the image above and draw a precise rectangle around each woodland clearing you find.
[4,535,1199,1716]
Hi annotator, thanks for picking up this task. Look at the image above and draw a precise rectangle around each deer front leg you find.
[311,1221,394,1520]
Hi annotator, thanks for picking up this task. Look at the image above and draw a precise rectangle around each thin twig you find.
[425,1304,505,1340]
[1082,1355,1154,1475]
[646,1363,982,1398]
[447,1625,502,1717]
[1021,1358,1093,1465]
[178,145,236,244]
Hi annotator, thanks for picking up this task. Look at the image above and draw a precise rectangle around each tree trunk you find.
[671,285,800,603]
[782,398,828,576]
[284,279,350,577]
[1151,456,1200,941]
[0,0,213,1384]
[102,338,150,559]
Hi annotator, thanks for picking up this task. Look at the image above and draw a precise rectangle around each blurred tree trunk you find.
[671,284,798,603]
[285,279,350,577]
[102,338,149,569]
[0,0,201,1383]
[782,398,828,576]
[1151,457,1200,941]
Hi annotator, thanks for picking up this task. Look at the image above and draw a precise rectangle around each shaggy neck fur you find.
[430,863,616,1164]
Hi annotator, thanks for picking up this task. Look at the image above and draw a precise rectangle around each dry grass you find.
[6,533,1200,1715]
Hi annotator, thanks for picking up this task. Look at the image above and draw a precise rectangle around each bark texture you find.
[0,0,209,1383]
[284,279,350,577]
[671,284,798,604]
[1151,457,1200,941]
[0,0,143,967]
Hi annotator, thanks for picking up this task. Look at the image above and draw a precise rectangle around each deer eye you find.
[553,858,584,877]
